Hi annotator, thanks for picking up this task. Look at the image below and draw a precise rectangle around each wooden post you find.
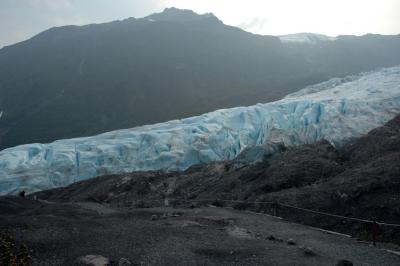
[164,197,169,208]
[372,221,378,246]
[272,202,279,217]
[276,203,279,217]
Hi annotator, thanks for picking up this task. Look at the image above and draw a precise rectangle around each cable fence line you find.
[276,202,400,228]
[141,197,400,228]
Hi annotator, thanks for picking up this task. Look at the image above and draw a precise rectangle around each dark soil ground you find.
[1,196,400,266]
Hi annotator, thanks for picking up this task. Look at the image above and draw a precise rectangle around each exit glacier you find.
[1,66,400,195]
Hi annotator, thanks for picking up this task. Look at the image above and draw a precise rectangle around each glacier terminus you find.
[1,66,400,195]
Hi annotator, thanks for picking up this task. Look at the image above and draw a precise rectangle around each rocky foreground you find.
[1,115,399,265]
[1,197,400,266]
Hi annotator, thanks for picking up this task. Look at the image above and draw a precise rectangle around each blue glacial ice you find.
[1,66,400,195]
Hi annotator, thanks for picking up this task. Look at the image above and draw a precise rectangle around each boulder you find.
[78,255,110,266]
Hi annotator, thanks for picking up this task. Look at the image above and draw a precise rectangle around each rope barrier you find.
[276,202,400,228]
[152,197,400,228]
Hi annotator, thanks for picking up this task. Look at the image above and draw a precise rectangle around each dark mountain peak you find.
[146,7,219,22]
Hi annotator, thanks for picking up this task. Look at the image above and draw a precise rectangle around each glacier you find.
[1,66,400,195]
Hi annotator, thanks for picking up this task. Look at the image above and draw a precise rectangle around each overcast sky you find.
[1,0,399,48]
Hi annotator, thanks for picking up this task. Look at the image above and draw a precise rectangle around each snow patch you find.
[279,33,336,44]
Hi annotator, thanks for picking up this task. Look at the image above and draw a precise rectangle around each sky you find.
[0,0,399,48]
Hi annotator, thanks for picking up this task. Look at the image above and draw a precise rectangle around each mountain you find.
[278,33,336,44]
[1,65,400,195]
[1,8,400,149]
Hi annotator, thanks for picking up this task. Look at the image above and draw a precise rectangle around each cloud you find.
[238,17,269,33]
[28,0,73,10]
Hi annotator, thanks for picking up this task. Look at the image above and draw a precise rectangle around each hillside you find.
[1,8,400,149]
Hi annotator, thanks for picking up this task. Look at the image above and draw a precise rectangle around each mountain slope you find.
[1,8,400,149]
[1,65,400,195]
[0,8,303,149]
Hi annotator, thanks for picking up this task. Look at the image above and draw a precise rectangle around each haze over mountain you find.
[1,8,400,149]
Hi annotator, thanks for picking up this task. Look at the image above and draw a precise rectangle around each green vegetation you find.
[0,231,32,266]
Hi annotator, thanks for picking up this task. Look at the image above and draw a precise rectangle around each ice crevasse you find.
[1,66,400,195]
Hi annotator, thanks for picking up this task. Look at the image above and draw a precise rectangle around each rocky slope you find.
[35,114,400,244]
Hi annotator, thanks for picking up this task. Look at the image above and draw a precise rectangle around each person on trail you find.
[18,190,26,198]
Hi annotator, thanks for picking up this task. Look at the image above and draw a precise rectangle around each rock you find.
[267,235,276,241]
[181,221,203,227]
[300,246,317,257]
[287,238,296,245]
[118,258,132,266]
[336,260,353,266]
[151,214,158,221]
[78,255,110,266]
